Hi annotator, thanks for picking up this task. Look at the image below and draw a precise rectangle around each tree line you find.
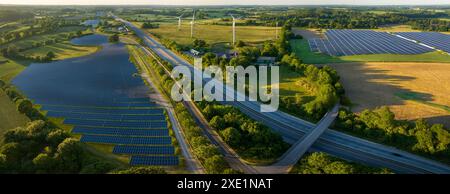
[334,106,450,164]
[197,101,289,161]
[260,8,450,32]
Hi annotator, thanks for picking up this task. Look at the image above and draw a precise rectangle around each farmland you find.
[0,90,29,136]
[20,42,100,60]
[328,62,450,128]
[143,22,278,49]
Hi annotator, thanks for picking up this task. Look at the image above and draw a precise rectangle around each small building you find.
[256,56,276,66]
[190,49,201,56]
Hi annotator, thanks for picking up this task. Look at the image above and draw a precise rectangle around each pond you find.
[12,34,149,106]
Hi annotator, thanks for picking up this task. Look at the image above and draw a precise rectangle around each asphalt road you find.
[115,15,450,174]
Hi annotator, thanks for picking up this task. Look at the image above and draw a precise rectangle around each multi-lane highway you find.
[114,15,450,174]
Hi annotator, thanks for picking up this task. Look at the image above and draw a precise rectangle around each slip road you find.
[177,178,273,191]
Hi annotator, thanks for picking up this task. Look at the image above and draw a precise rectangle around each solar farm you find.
[41,98,180,166]
[308,29,450,56]
[395,32,450,54]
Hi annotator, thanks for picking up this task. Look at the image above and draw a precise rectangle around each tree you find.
[16,99,33,114]
[0,79,5,88]
[203,155,228,174]
[46,51,56,61]
[54,138,85,172]
[192,39,206,49]
[32,153,57,173]
[209,115,226,130]
[220,127,242,146]
[109,34,119,42]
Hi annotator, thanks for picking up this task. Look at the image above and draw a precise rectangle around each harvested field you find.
[328,62,450,127]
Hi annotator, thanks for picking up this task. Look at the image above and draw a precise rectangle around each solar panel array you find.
[395,32,450,54]
[308,29,433,56]
[43,98,179,166]
[130,156,179,166]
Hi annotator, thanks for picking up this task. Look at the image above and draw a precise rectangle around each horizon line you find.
[1,3,450,6]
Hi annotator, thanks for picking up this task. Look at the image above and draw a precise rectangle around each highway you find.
[114,15,450,174]
[254,104,340,174]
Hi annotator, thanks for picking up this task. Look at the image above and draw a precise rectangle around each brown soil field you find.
[328,62,450,128]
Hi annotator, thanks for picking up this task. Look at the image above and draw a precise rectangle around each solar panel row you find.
[130,155,179,166]
[309,29,433,56]
[72,127,169,136]
[64,118,167,129]
[113,145,175,155]
[47,111,165,121]
[43,106,164,115]
[395,32,450,54]
[80,134,172,145]
[113,97,153,103]
[42,102,158,108]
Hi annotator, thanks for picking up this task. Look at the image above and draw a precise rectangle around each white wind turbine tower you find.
[190,10,195,38]
[275,21,279,39]
[177,13,184,31]
[230,14,237,45]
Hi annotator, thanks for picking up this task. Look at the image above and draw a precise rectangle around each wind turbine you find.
[176,13,184,31]
[190,10,195,38]
[275,21,279,39]
[230,14,237,45]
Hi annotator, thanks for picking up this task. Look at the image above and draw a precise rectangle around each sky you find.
[0,0,449,5]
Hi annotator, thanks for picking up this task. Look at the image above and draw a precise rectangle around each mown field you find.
[0,26,88,50]
[0,90,29,136]
[328,62,450,128]
[290,39,450,64]
[21,42,100,60]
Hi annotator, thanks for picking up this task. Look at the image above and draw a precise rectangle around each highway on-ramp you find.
[114,15,450,174]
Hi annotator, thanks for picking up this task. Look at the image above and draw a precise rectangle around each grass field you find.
[0,90,29,136]
[290,39,450,64]
[0,56,28,81]
[1,26,88,50]
[21,42,100,60]
[328,62,450,128]
[145,22,277,46]
[373,25,421,32]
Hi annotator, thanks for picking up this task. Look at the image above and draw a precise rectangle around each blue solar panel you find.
[47,111,165,121]
[113,97,151,103]
[72,127,169,136]
[309,30,433,56]
[395,32,450,54]
[43,106,165,115]
[113,145,175,155]
[64,118,167,129]
[130,155,179,166]
[80,134,172,145]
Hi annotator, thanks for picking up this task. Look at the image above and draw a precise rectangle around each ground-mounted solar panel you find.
[80,134,172,145]
[307,29,434,56]
[64,118,167,129]
[130,155,179,166]
[113,97,151,103]
[42,106,165,115]
[113,145,175,155]
[72,127,169,136]
[47,111,165,121]
[395,32,450,54]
